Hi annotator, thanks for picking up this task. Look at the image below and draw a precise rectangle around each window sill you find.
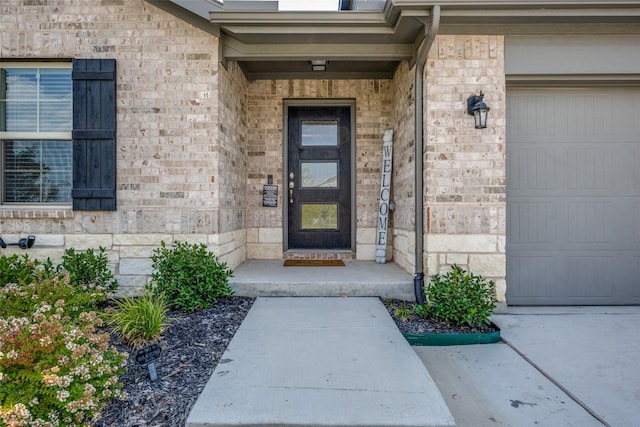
[0,207,74,219]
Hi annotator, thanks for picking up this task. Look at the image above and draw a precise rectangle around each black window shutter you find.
[72,59,117,211]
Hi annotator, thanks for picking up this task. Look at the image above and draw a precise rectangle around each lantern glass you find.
[474,107,489,129]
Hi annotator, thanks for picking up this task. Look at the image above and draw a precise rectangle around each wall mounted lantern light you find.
[467,91,490,129]
[0,235,36,249]
[310,60,328,71]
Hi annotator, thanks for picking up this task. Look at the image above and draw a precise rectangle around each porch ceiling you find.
[146,0,640,80]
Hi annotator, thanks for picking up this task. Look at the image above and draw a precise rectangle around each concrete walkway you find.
[416,307,640,427]
[187,297,454,427]
[186,292,639,427]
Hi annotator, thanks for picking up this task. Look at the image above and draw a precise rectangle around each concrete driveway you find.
[415,307,640,427]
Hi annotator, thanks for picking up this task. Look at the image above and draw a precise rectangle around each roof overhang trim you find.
[145,0,640,80]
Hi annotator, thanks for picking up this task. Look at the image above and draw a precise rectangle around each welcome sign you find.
[376,129,394,263]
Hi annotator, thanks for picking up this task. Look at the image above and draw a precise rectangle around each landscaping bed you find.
[382,298,500,345]
[96,296,255,427]
[98,295,500,426]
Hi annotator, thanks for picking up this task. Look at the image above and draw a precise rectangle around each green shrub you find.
[1,273,93,321]
[107,293,170,348]
[0,294,127,426]
[412,302,430,318]
[422,265,497,327]
[60,247,118,295]
[1,250,116,320]
[148,241,234,313]
[0,254,56,288]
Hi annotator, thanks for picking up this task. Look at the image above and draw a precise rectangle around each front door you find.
[287,106,351,249]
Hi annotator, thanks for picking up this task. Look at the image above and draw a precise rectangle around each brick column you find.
[425,35,507,301]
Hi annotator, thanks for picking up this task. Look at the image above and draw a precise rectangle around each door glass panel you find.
[301,121,338,146]
[300,203,338,230]
[301,162,338,188]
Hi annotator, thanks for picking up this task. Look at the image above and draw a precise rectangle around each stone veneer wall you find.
[425,35,507,301]
[245,79,394,260]
[0,0,241,295]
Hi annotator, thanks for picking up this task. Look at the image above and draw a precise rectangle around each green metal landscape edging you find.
[403,325,501,346]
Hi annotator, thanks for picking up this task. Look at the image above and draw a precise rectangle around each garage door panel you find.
[566,256,614,298]
[635,202,640,244]
[507,147,557,191]
[508,254,636,304]
[507,87,640,305]
[564,198,639,250]
[636,149,640,189]
[635,257,640,297]
[508,92,635,143]
[635,94,640,135]
[567,148,613,191]
[507,201,557,244]
[509,144,634,197]
[506,255,560,300]
[567,202,612,244]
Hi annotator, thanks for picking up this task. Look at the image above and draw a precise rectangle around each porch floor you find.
[230,259,415,301]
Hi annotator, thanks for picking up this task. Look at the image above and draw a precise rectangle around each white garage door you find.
[507,87,640,305]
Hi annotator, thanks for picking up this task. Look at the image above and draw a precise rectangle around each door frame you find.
[283,99,356,252]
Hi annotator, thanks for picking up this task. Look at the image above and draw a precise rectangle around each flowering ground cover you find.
[1,244,244,427]
[0,255,127,427]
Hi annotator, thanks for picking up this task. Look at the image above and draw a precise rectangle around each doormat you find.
[283,259,345,267]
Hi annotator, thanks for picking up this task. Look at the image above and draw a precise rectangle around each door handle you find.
[289,181,294,204]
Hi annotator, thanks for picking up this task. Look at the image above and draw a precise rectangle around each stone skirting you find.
[426,233,506,302]
[0,231,246,296]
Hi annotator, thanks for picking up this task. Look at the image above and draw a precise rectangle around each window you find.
[1,63,73,205]
[1,59,117,211]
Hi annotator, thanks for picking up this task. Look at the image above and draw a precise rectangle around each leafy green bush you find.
[60,247,118,294]
[107,293,170,348]
[0,248,118,315]
[148,241,234,313]
[0,254,56,288]
[422,265,497,327]
[0,271,100,321]
[0,279,127,426]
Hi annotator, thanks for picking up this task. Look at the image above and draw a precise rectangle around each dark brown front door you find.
[287,106,351,249]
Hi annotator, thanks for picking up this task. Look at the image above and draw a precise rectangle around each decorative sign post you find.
[135,343,162,382]
[376,129,394,264]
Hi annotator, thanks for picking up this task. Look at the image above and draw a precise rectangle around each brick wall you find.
[216,61,249,266]
[1,2,508,299]
[389,61,416,272]
[425,35,507,300]
[245,79,394,260]
[0,0,239,294]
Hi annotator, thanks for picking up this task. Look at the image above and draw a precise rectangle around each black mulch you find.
[96,296,255,427]
[381,298,499,335]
